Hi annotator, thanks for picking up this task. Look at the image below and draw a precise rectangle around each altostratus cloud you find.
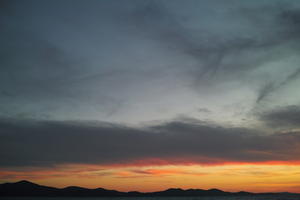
[0,118,300,168]
[260,105,300,128]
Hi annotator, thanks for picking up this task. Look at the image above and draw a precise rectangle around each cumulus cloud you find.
[0,118,300,168]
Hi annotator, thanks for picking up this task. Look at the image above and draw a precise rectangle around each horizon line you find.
[2,180,299,195]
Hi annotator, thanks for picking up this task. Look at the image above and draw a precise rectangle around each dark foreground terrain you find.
[0,180,299,198]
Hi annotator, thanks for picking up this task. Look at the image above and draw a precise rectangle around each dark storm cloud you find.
[260,105,300,128]
[0,118,299,168]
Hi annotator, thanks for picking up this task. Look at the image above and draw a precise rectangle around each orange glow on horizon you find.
[75,157,300,168]
[1,162,300,193]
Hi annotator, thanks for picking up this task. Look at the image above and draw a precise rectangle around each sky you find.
[1,0,300,193]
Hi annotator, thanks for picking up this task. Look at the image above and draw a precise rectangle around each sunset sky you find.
[1,0,300,193]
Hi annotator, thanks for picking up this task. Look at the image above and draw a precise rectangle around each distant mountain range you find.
[0,180,299,197]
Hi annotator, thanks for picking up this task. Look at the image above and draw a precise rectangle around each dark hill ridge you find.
[0,180,299,197]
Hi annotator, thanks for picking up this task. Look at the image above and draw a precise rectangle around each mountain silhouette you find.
[0,180,299,197]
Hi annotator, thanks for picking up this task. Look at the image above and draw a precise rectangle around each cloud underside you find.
[260,105,300,128]
[1,118,300,168]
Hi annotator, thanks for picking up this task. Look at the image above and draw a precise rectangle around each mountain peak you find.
[63,186,87,190]
[15,180,37,185]
[208,188,223,192]
[165,188,184,191]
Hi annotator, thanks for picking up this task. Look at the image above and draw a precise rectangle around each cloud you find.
[260,105,300,128]
[1,118,300,168]
[256,67,300,103]
[198,108,211,113]
[130,168,206,177]
[1,0,300,124]
[130,1,300,103]
[256,82,277,104]
[247,5,300,103]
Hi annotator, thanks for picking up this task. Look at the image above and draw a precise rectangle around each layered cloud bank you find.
[1,117,300,168]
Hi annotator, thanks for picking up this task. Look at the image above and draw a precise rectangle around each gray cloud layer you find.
[1,1,300,170]
[260,105,300,128]
[1,118,299,168]
[1,0,300,124]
